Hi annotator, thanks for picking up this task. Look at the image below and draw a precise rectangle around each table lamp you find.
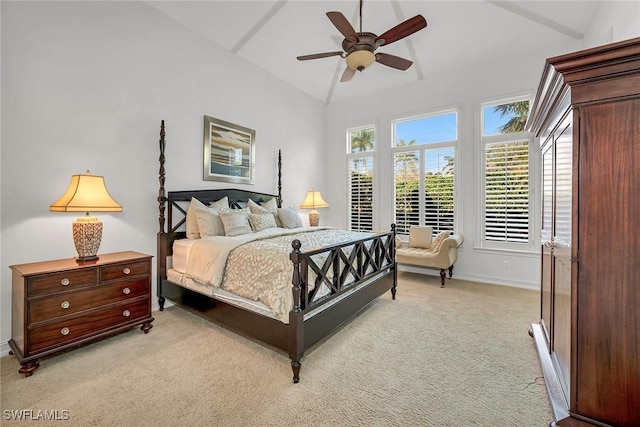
[300,190,329,227]
[50,171,122,261]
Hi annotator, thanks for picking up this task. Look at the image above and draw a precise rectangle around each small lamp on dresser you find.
[300,190,329,227]
[50,170,122,261]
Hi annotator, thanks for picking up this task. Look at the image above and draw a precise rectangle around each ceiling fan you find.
[296,0,427,82]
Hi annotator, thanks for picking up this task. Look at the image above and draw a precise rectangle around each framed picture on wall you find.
[203,115,255,184]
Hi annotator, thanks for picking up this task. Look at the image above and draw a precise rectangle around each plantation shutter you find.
[393,151,420,234]
[348,157,373,231]
[424,147,455,234]
[484,141,529,242]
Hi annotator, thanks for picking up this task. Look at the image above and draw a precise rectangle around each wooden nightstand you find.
[8,251,154,377]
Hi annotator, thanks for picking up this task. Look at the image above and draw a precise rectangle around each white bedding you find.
[171,238,195,274]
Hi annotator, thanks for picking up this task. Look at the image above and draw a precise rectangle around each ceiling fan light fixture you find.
[346,50,375,71]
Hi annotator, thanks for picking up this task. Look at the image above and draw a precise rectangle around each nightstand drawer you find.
[28,269,97,297]
[100,260,149,282]
[28,298,150,353]
[28,278,150,324]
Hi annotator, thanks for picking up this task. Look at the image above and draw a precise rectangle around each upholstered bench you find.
[396,226,464,287]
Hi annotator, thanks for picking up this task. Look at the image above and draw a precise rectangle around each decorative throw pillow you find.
[277,207,302,229]
[408,226,433,249]
[429,231,451,252]
[186,198,209,239]
[261,198,282,227]
[194,207,225,237]
[248,213,277,232]
[247,198,269,214]
[219,209,252,236]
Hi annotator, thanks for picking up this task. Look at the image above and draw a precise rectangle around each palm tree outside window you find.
[347,125,375,231]
[481,98,533,250]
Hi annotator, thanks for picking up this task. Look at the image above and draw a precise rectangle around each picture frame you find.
[203,115,255,184]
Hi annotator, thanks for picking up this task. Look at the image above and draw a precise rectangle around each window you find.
[393,111,457,235]
[347,126,375,231]
[481,98,532,249]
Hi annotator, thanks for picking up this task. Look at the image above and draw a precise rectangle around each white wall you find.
[0,1,325,353]
[583,0,640,47]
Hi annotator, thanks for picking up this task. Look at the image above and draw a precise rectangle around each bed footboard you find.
[288,225,397,383]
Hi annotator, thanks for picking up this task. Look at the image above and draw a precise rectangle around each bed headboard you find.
[165,188,281,235]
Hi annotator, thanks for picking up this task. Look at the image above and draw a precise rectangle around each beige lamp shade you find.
[50,171,122,212]
[299,191,329,210]
[300,191,329,227]
[50,171,121,262]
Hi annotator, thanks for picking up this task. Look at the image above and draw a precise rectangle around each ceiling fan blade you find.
[326,11,358,41]
[340,66,356,82]
[375,52,413,71]
[297,51,344,61]
[376,15,427,46]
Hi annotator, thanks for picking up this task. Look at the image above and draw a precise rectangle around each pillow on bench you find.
[408,226,433,249]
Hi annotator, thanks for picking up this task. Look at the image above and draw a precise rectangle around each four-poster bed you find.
[156,120,397,382]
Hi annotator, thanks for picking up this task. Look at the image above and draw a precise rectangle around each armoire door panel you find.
[576,98,640,425]
[552,118,573,401]
[541,139,554,343]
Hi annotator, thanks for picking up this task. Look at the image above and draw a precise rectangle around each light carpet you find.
[1,272,553,426]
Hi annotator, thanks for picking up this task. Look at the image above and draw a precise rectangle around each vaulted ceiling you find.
[147,1,600,104]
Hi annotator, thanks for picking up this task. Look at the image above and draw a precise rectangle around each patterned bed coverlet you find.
[185,227,373,322]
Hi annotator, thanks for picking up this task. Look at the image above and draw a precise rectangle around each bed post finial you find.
[277,149,282,208]
[158,120,167,233]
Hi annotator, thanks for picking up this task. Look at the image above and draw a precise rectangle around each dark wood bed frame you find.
[156,120,397,382]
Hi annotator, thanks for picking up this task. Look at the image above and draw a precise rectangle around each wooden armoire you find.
[527,38,640,426]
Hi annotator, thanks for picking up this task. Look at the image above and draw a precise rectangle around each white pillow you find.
[408,226,433,249]
[278,207,302,229]
[219,209,252,236]
[186,197,230,239]
[248,198,283,227]
[194,208,225,237]
[261,197,278,211]
[261,198,282,227]
[248,213,277,232]
[209,196,229,211]
[186,198,207,239]
[247,198,269,214]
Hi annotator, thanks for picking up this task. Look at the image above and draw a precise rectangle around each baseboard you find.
[1,341,10,357]
[397,265,539,290]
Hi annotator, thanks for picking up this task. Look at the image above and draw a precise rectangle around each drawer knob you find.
[61,278,70,286]
[60,301,70,309]
[60,327,70,336]
[122,310,131,317]
[122,287,131,295]
[123,267,131,275]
